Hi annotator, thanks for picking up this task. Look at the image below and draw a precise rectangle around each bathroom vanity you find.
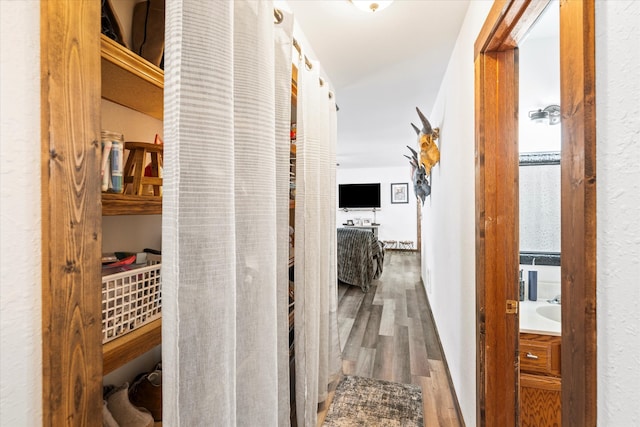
[519,301,562,426]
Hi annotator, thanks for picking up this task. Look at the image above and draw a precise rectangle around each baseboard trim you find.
[418,278,466,427]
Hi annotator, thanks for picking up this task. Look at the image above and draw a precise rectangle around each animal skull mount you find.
[410,107,440,176]
[404,146,430,205]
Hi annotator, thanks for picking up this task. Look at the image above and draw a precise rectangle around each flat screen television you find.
[338,183,381,209]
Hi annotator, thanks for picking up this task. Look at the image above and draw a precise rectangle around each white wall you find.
[421,2,493,424]
[0,1,42,425]
[336,166,417,243]
[595,1,640,425]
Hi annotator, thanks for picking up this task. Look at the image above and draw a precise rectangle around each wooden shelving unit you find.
[103,319,162,375]
[41,9,165,423]
[101,35,163,119]
[102,193,162,215]
[101,34,164,216]
[100,35,164,373]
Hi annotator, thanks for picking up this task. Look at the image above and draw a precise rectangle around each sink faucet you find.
[548,294,561,304]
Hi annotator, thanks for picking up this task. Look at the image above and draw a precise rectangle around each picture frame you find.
[391,183,409,204]
[346,219,354,226]
[362,219,372,226]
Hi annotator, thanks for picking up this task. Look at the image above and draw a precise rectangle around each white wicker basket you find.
[101,254,161,343]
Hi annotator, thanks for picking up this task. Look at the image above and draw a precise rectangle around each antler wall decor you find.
[404,146,430,205]
[405,107,440,204]
[411,107,440,175]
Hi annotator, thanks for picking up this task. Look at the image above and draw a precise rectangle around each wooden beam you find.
[41,1,102,424]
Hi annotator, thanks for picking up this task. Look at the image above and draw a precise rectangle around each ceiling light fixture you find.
[350,0,394,13]
[528,104,561,125]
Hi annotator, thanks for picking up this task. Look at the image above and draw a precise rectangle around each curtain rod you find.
[274,7,336,105]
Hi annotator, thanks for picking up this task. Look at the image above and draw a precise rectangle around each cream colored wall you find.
[0,1,42,424]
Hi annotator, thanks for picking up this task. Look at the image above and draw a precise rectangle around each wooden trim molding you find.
[474,47,520,426]
[559,1,597,424]
[475,1,596,426]
[41,1,103,424]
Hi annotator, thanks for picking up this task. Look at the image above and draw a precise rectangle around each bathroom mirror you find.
[518,2,560,267]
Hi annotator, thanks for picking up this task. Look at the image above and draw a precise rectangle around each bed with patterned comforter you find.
[337,227,384,292]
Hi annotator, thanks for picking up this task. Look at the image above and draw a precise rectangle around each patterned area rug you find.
[323,375,424,427]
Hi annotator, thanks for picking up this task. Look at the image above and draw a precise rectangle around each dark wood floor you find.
[318,251,463,426]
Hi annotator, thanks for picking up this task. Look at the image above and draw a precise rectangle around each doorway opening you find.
[474,1,596,425]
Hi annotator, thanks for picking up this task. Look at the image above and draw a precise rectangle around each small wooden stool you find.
[123,141,163,196]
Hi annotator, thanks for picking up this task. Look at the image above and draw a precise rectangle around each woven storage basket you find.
[101,254,161,343]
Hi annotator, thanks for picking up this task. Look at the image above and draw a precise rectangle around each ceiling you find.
[281,0,471,169]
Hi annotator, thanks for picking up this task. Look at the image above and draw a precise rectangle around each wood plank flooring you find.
[318,251,463,426]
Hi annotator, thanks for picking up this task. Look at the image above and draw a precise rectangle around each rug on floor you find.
[323,375,424,427]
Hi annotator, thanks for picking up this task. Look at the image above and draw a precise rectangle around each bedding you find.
[337,227,384,292]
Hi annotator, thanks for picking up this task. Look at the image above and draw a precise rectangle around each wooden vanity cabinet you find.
[520,333,562,426]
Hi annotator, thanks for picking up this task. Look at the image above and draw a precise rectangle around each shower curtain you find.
[162,1,340,426]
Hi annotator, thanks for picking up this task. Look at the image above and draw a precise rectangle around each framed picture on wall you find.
[391,183,409,204]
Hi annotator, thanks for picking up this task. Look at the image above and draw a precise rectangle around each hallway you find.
[319,251,462,426]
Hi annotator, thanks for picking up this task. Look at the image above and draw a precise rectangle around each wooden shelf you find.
[102,193,162,215]
[103,318,162,375]
[101,35,164,120]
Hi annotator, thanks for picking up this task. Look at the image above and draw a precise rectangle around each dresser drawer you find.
[519,334,561,376]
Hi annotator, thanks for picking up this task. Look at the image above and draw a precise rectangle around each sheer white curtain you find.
[163,1,338,425]
[294,55,342,426]
[163,1,292,425]
[274,10,295,426]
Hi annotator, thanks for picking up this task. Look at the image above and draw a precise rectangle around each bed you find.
[337,227,384,292]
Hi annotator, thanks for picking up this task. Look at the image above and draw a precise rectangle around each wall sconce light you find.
[349,0,394,13]
[528,105,561,125]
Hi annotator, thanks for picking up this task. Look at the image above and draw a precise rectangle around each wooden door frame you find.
[475,1,596,426]
[41,1,103,424]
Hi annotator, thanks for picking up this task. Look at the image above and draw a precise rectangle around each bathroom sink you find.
[536,304,561,322]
